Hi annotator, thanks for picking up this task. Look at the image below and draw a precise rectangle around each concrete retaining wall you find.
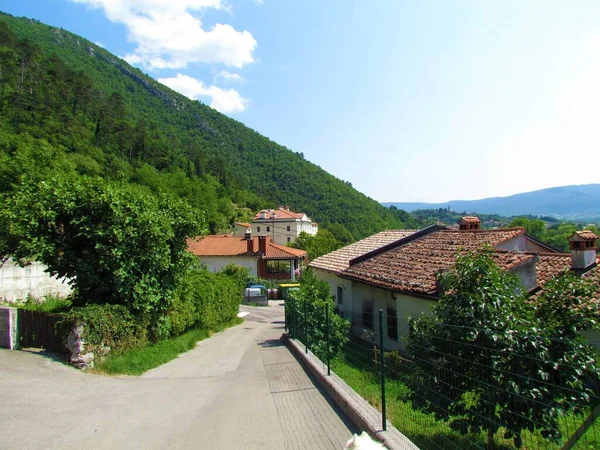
[0,259,72,302]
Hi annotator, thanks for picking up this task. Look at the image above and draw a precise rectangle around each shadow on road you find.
[257,338,284,348]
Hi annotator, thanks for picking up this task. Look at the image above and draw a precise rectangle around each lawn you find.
[332,358,600,450]
[96,317,243,376]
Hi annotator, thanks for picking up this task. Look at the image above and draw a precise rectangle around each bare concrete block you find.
[0,307,18,349]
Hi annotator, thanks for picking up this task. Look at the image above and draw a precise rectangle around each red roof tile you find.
[253,208,306,221]
[310,230,418,273]
[459,216,481,224]
[235,222,251,228]
[187,235,307,259]
[343,228,527,295]
[572,230,598,240]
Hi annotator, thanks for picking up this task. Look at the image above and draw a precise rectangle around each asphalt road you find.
[0,302,356,449]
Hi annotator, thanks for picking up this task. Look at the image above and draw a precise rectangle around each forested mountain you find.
[383,184,600,220]
[0,12,419,241]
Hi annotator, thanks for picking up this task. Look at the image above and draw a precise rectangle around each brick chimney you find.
[458,216,481,230]
[245,229,253,253]
[258,236,268,255]
[569,230,598,271]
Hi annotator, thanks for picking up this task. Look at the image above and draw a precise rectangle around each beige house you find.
[311,218,597,352]
[250,206,317,245]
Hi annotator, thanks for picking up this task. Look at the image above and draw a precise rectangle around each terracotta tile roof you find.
[573,230,598,240]
[187,235,307,259]
[583,265,600,304]
[235,222,251,228]
[309,230,419,273]
[253,208,306,221]
[459,216,481,224]
[343,228,527,295]
[534,253,572,286]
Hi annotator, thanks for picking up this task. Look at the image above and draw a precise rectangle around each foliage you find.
[1,175,204,339]
[220,263,251,293]
[2,294,72,313]
[96,317,243,375]
[61,304,149,356]
[168,267,241,335]
[288,269,349,360]
[289,230,344,260]
[407,252,599,449]
[0,13,416,240]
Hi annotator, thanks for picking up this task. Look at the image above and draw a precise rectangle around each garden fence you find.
[285,301,600,450]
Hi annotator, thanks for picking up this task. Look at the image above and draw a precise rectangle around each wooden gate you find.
[17,309,63,352]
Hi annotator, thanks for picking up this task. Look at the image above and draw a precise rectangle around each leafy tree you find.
[407,252,599,449]
[289,230,343,260]
[508,217,546,240]
[288,269,349,360]
[1,175,205,339]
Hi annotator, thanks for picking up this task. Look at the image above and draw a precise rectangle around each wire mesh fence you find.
[286,302,600,450]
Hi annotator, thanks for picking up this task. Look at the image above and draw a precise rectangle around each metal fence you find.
[286,302,600,450]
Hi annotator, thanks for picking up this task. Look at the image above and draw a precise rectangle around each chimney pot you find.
[258,236,267,255]
[458,216,481,231]
[569,231,598,271]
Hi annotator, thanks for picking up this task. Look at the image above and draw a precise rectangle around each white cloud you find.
[158,73,248,113]
[70,0,257,70]
[94,41,105,48]
[215,70,244,83]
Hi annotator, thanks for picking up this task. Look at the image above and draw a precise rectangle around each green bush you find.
[168,268,241,335]
[61,304,149,355]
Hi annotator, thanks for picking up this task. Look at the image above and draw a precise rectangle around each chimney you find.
[244,229,253,252]
[458,216,481,231]
[258,235,267,255]
[569,230,598,271]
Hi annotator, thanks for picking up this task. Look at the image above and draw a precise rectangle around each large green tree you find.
[407,252,598,449]
[1,175,205,338]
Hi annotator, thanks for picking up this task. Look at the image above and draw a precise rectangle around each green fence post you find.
[304,300,309,353]
[291,297,296,340]
[325,303,331,376]
[284,297,287,333]
[379,309,387,431]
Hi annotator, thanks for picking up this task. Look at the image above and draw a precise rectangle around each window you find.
[362,299,373,329]
[387,307,398,340]
[257,226,261,232]
[337,287,343,306]
[266,226,270,232]
[266,260,291,274]
[287,225,291,232]
[287,237,291,242]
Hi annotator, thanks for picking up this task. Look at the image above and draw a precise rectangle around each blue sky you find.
[2,1,599,202]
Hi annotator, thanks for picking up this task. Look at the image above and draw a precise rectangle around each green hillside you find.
[0,12,418,239]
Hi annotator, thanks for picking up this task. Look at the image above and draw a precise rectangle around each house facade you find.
[187,233,308,281]
[250,206,318,245]
[311,218,598,352]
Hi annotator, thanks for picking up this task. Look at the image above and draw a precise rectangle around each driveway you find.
[0,302,356,449]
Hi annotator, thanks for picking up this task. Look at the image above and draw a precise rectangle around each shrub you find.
[168,268,241,335]
[61,304,148,356]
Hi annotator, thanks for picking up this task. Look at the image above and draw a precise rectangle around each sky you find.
[2,0,599,203]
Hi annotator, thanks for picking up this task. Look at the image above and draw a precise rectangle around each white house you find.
[251,206,317,245]
[311,218,595,352]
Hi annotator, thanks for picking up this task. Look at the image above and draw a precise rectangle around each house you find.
[309,228,428,316]
[0,258,72,302]
[233,222,251,237]
[250,206,318,245]
[311,217,595,351]
[187,232,308,281]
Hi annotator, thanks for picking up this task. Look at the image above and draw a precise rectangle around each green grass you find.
[332,358,600,450]
[1,294,72,312]
[95,317,243,376]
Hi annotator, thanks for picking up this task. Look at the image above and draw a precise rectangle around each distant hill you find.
[0,12,420,240]
[382,184,600,220]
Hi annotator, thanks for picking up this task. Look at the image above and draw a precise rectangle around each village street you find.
[0,302,356,449]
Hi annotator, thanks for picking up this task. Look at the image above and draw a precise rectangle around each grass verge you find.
[95,317,243,376]
[332,358,600,450]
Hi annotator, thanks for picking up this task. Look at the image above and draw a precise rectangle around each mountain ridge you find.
[382,184,600,220]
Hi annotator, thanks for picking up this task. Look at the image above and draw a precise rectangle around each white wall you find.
[312,268,353,319]
[0,259,72,302]
[351,282,435,352]
[251,218,317,245]
[197,256,259,276]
